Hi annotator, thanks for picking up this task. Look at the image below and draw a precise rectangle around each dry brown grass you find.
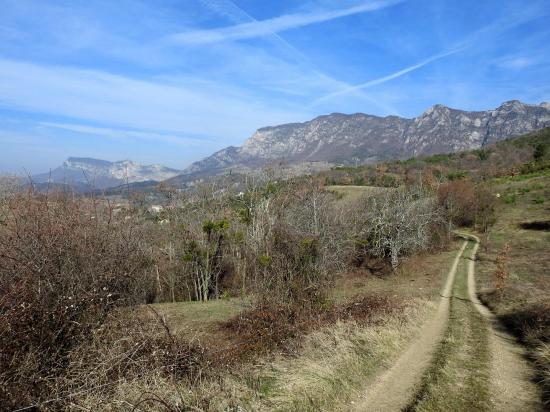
[255,300,433,411]
[325,185,391,202]
[332,241,461,302]
[477,176,550,308]
[536,344,550,401]
[68,243,461,411]
[71,298,433,411]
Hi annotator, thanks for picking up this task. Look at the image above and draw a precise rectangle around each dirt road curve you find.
[350,241,468,411]
[351,236,542,411]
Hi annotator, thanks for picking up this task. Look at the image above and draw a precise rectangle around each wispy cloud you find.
[0,58,312,141]
[496,56,537,70]
[196,0,402,115]
[166,0,403,45]
[310,4,549,107]
[40,122,212,147]
[311,49,460,106]
[2,0,549,173]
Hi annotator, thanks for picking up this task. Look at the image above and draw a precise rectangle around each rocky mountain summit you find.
[178,100,550,181]
[33,157,182,190]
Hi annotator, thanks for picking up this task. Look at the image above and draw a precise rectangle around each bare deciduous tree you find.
[357,187,444,269]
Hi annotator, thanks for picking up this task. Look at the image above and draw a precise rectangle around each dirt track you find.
[350,236,543,411]
[350,241,468,411]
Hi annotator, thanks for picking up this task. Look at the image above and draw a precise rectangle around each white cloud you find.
[39,122,213,147]
[497,56,537,70]
[166,0,403,45]
[309,6,549,107]
[0,58,313,141]
[0,0,403,123]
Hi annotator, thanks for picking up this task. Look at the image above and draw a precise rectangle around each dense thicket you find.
[0,169,490,408]
[0,191,153,407]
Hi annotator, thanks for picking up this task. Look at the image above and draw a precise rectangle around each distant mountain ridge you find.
[173,100,550,184]
[33,157,182,190]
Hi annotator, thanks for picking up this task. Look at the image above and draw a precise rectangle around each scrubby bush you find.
[533,142,548,161]
[520,160,550,175]
[473,148,492,161]
[241,180,351,308]
[437,180,496,232]
[0,191,154,408]
[446,170,469,181]
[493,244,511,295]
[0,171,468,408]
[0,175,21,196]
[220,294,405,363]
[65,308,207,398]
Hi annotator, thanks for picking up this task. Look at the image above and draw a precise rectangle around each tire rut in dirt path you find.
[349,241,468,412]
[465,235,543,411]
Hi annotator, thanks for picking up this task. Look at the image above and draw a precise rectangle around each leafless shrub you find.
[241,179,351,308]
[65,309,207,399]
[493,243,511,296]
[356,187,445,270]
[0,174,22,197]
[437,180,496,235]
[0,190,154,408]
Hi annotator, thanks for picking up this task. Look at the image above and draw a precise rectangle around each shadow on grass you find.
[480,290,550,406]
[518,220,550,231]
[490,302,550,344]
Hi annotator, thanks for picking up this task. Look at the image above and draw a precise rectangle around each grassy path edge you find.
[462,233,543,411]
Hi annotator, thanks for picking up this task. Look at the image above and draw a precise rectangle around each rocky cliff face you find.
[179,100,550,179]
[33,157,182,190]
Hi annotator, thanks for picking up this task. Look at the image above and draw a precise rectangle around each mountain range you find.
[33,100,550,190]
[32,158,182,190]
[169,100,550,185]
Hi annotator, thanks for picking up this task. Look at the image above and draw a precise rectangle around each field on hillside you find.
[325,185,391,201]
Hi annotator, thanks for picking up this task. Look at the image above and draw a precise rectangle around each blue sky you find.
[1,0,549,173]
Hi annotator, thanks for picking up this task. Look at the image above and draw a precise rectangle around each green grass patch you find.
[493,168,550,184]
[149,298,249,336]
[446,170,469,181]
[424,153,454,165]
[503,193,517,204]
